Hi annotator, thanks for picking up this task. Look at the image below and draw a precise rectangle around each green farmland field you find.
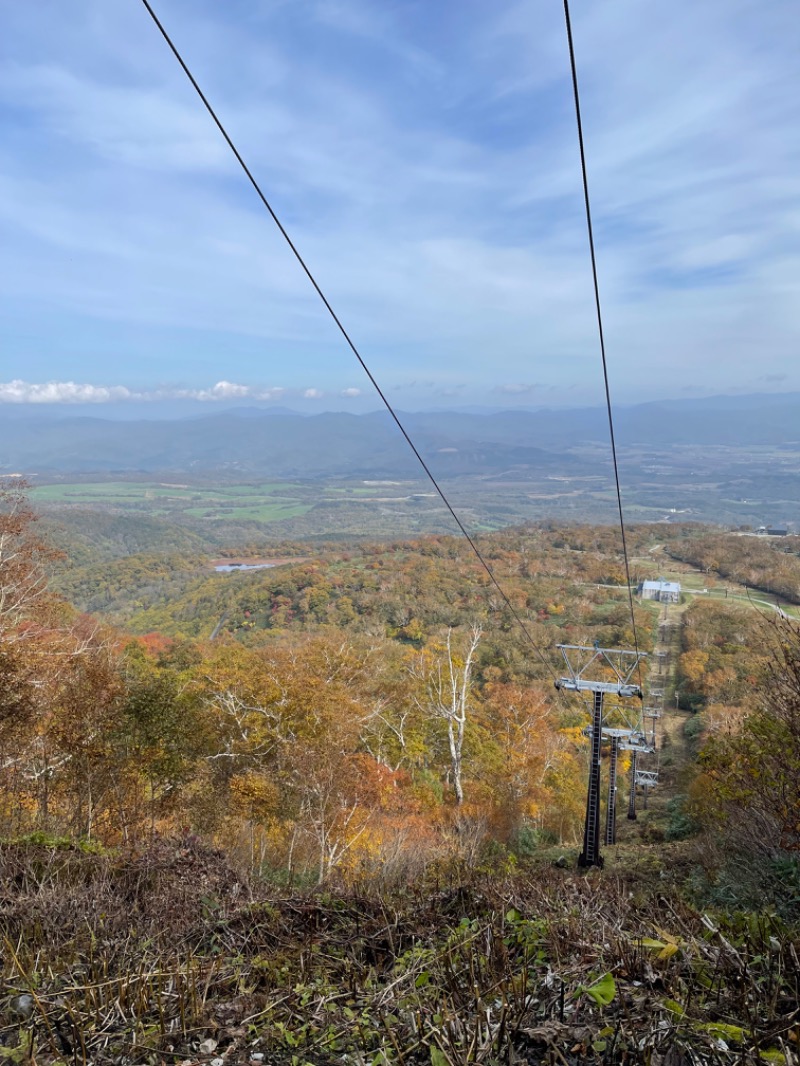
[31,481,316,523]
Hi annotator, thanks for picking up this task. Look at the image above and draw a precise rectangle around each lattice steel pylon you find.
[605,734,619,845]
[555,644,646,867]
[627,748,639,820]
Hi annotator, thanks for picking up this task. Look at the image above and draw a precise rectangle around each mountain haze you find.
[1,393,798,478]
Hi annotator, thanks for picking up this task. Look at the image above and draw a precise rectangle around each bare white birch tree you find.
[417,626,481,805]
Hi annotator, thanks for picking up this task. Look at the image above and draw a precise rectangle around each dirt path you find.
[649,600,688,753]
[613,599,690,841]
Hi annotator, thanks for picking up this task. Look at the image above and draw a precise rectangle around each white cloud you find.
[496,383,540,395]
[0,380,287,404]
[303,388,324,399]
[0,380,135,403]
[189,381,248,400]
[173,382,287,401]
[340,387,362,397]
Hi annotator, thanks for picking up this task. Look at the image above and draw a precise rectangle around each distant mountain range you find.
[1,393,799,478]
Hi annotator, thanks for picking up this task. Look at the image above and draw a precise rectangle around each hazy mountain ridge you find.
[2,393,799,477]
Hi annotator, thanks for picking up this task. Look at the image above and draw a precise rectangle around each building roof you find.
[641,580,681,593]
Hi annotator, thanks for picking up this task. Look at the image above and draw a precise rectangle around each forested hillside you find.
[2,480,799,1064]
[3,483,662,866]
[52,526,644,642]
[9,487,798,885]
[666,530,800,604]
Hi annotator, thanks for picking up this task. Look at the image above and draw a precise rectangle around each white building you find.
[639,580,681,603]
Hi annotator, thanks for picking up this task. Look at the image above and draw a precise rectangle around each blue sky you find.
[1,0,798,412]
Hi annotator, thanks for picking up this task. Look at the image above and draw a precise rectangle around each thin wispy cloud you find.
[0,0,798,409]
[496,383,541,396]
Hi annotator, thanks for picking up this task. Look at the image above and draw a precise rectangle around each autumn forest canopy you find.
[2,476,800,1063]
[2,476,799,882]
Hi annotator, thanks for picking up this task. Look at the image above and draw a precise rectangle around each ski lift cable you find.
[137,0,562,685]
[562,0,644,685]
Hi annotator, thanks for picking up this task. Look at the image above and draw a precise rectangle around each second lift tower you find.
[555,643,646,868]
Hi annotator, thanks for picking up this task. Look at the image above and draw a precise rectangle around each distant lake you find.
[215,563,276,573]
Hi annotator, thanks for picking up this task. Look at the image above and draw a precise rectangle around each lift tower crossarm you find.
[554,643,646,698]
[556,679,642,696]
[635,770,659,786]
[584,728,655,755]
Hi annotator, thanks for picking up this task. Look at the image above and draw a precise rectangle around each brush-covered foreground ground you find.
[1,836,798,1066]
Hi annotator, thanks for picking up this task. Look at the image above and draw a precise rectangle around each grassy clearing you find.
[633,556,800,619]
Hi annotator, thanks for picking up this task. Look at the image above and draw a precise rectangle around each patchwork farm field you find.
[31,480,317,522]
[29,477,458,537]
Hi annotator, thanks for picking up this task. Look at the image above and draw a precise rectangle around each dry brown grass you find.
[0,838,798,1064]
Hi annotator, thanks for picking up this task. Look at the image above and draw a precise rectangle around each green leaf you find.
[415,971,430,988]
[430,1048,449,1066]
[578,972,616,1007]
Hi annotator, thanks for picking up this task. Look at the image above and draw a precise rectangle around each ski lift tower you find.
[636,768,660,810]
[622,731,655,821]
[600,728,653,842]
[555,644,645,867]
[643,705,662,747]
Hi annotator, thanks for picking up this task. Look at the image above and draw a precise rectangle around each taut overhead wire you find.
[562,0,644,678]
[138,0,561,685]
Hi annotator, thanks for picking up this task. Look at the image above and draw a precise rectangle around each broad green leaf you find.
[581,972,616,1007]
